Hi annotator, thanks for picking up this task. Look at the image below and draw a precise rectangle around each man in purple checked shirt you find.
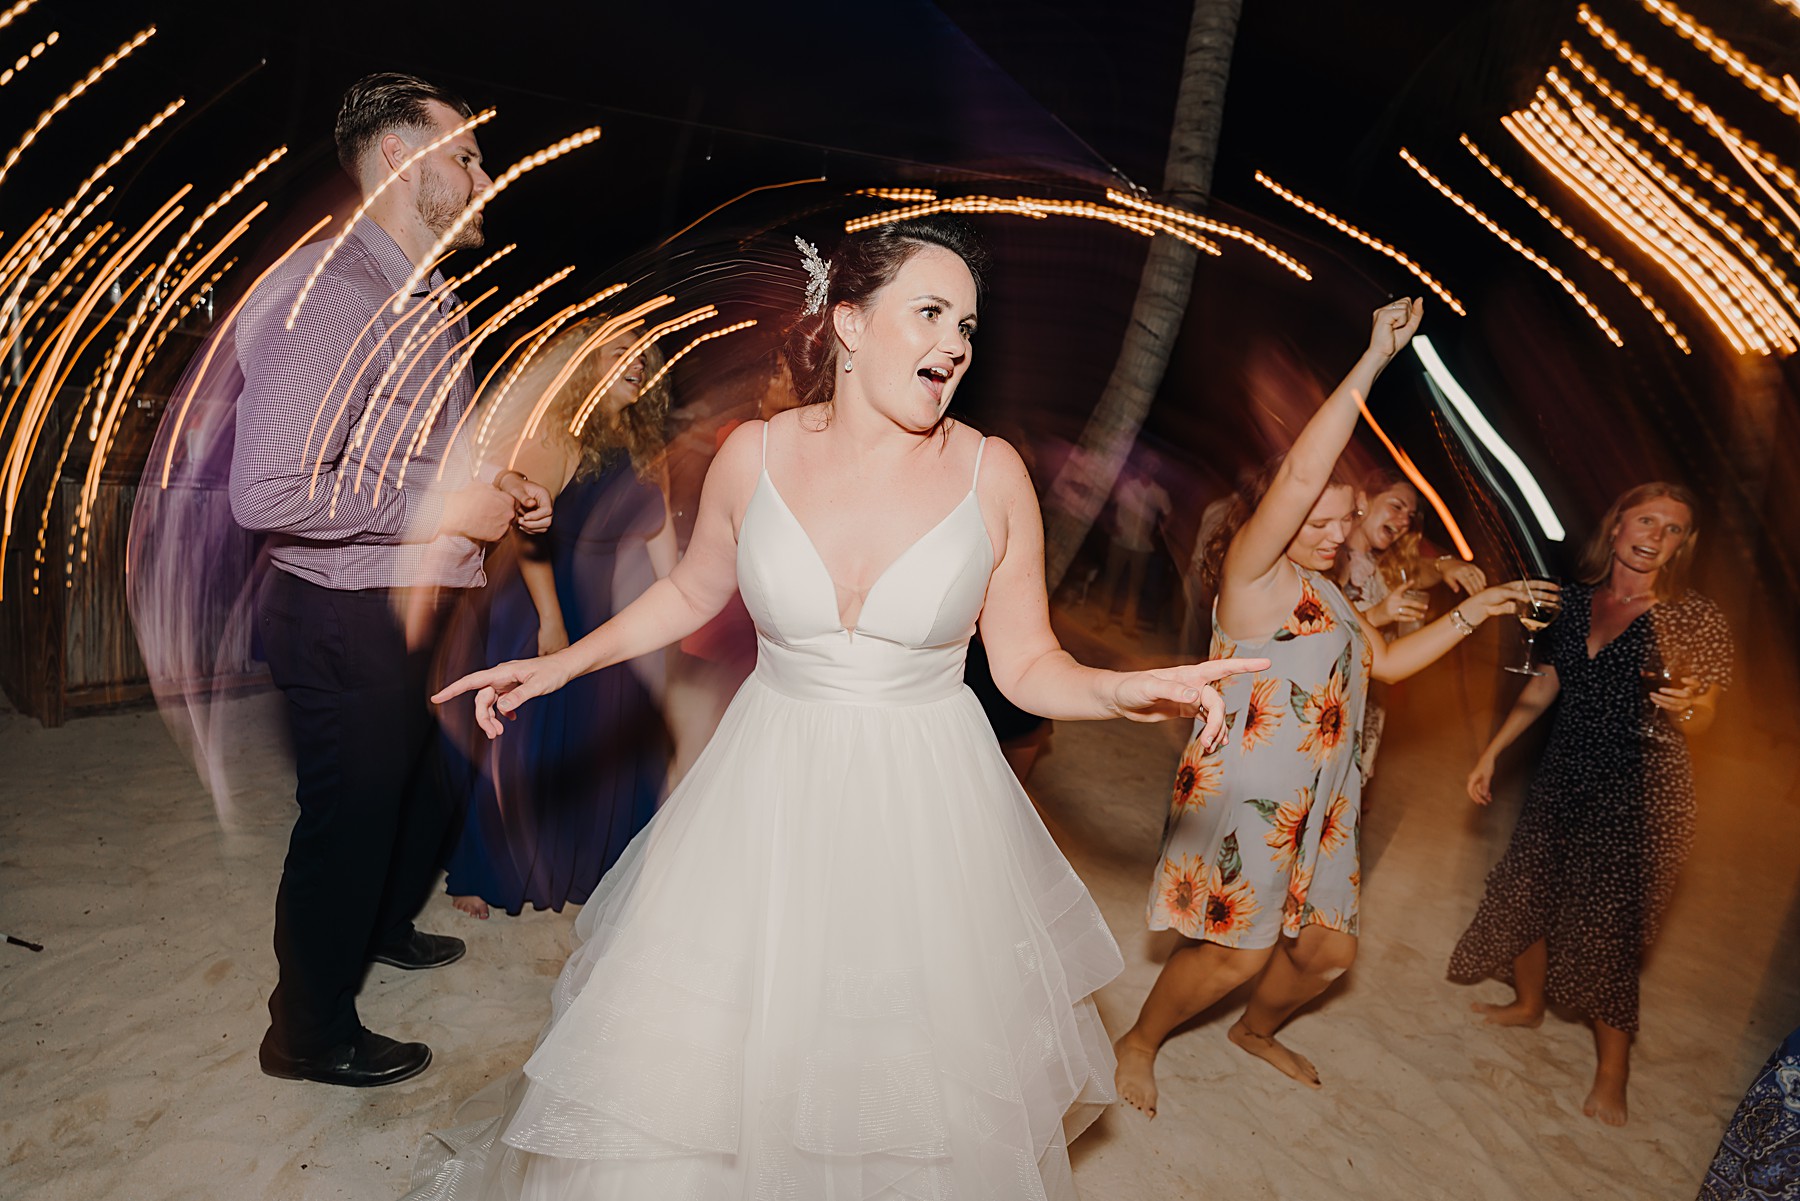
[230,73,552,1088]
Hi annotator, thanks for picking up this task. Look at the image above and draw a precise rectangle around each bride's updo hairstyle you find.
[783,217,989,409]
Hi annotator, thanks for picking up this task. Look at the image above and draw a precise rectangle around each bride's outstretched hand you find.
[1111,656,1272,740]
[431,651,577,739]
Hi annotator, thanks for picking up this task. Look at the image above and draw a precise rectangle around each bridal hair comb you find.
[795,235,830,315]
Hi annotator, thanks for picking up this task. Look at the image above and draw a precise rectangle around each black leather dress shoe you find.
[259,1028,431,1087]
[371,929,465,970]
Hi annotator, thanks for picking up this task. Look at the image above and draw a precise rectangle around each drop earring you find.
[843,354,853,373]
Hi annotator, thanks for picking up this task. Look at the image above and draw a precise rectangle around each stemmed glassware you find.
[1504,577,1563,676]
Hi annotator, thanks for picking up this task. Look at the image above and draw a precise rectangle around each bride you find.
[413,217,1265,1200]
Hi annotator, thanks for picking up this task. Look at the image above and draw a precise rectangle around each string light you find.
[1398,148,1624,346]
[0,1,39,34]
[1460,135,1688,352]
[0,27,158,190]
[844,195,1225,256]
[638,319,759,395]
[1105,189,1312,279]
[396,126,603,310]
[854,187,937,201]
[0,29,56,88]
[510,297,672,458]
[1635,0,1800,117]
[1254,171,1468,315]
[570,307,718,436]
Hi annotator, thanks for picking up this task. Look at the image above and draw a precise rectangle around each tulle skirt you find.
[406,674,1121,1201]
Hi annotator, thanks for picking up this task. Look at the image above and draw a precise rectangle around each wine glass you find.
[1504,577,1563,676]
[1641,652,1693,707]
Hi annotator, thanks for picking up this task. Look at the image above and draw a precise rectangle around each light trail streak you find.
[1412,336,1564,543]
[285,108,496,329]
[509,298,674,460]
[383,267,576,499]
[0,26,158,190]
[0,0,38,33]
[1105,188,1312,279]
[1354,396,1474,560]
[1577,6,1800,198]
[0,197,185,597]
[396,125,604,310]
[638,318,759,395]
[0,29,56,87]
[1253,171,1467,314]
[1459,136,1689,352]
[659,176,826,248]
[0,222,113,431]
[1515,93,1797,353]
[1636,0,1800,117]
[1542,83,1800,341]
[158,216,334,488]
[845,194,1226,255]
[855,188,938,201]
[81,204,270,536]
[1556,53,1800,269]
[461,285,628,467]
[569,307,717,437]
[1398,148,1624,346]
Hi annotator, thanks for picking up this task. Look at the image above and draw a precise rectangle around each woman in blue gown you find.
[446,321,675,917]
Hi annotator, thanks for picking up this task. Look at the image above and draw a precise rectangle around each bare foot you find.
[1472,999,1544,1028]
[451,895,490,920]
[1113,1037,1159,1118]
[1582,1072,1628,1126]
[1228,1018,1322,1088]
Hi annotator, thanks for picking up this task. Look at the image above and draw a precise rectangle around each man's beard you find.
[417,166,484,250]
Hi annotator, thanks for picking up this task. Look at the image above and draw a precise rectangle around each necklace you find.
[1606,587,1654,604]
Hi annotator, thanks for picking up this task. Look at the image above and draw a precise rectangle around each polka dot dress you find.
[1448,583,1734,1032]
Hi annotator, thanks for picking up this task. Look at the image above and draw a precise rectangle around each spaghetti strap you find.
[970,436,989,491]
[760,419,769,468]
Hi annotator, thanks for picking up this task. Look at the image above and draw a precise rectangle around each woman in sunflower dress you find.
[1114,300,1544,1116]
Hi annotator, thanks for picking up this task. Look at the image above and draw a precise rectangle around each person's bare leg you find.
[1114,941,1275,1118]
[1583,1019,1631,1126]
[1229,925,1357,1087]
[450,895,489,920]
[1472,938,1546,1027]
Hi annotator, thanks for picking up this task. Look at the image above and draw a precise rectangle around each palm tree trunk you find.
[1041,0,1243,590]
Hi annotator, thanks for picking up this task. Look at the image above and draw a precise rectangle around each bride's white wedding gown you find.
[407,429,1121,1200]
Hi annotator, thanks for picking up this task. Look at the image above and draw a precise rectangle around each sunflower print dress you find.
[1147,566,1371,947]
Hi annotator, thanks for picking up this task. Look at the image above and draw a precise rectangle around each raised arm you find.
[977,440,1267,741]
[435,420,759,736]
[1221,299,1423,597]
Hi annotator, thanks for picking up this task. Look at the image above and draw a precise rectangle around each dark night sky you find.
[10,0,1800,583]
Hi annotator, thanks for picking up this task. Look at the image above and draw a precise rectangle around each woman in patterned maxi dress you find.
[1114,300,1545,1117]
[1451,483,1732,1127]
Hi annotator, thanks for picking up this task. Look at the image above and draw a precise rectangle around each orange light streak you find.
[1541,83,1800,340]
[81,204,270,532]
[1502,108,1759,353]
[1555,54,1800,269]
[570,307,717,437]
[1459,135,1688,353]
[0,26,158,190]
[1576,7,1800,198]
[396,125,604,310]
[638,319,759,395]
[1253,171,1468,315]
[855,188,938,201]
[510,298,674,459]
[1106,188,1313,279]
[286,108,496,329]
[383,267,575,498]
[1355,399,1473,560]
[1636,0,1800,117]
[462,285,628,468]
[0,222,113,431]
[158,215,334,488]
[0,29,57,87]
[659,176,826,248]
[1399,148,1624,346]
[844,194,1225,254]
[0,0,38,32]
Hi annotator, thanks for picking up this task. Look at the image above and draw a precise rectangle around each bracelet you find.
[1449,607,1476,637]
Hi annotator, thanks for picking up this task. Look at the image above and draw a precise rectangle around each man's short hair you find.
[334,72,474,180]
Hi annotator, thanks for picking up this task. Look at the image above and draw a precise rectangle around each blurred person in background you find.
[1100,458,1172,637]
[1114,300,1545,1116]
[445,320,675,919]
[1337,467,1487,781]
[1450,482,1732,1127]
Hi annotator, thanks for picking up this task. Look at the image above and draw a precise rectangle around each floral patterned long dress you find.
[1147,566,1371,947]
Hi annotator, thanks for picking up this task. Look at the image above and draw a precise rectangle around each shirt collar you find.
[349,217,448,300]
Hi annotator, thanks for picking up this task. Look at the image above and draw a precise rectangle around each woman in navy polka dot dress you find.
[1449,483,1733,1127]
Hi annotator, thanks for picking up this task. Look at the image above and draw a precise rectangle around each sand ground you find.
[2,626,1796,1200]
